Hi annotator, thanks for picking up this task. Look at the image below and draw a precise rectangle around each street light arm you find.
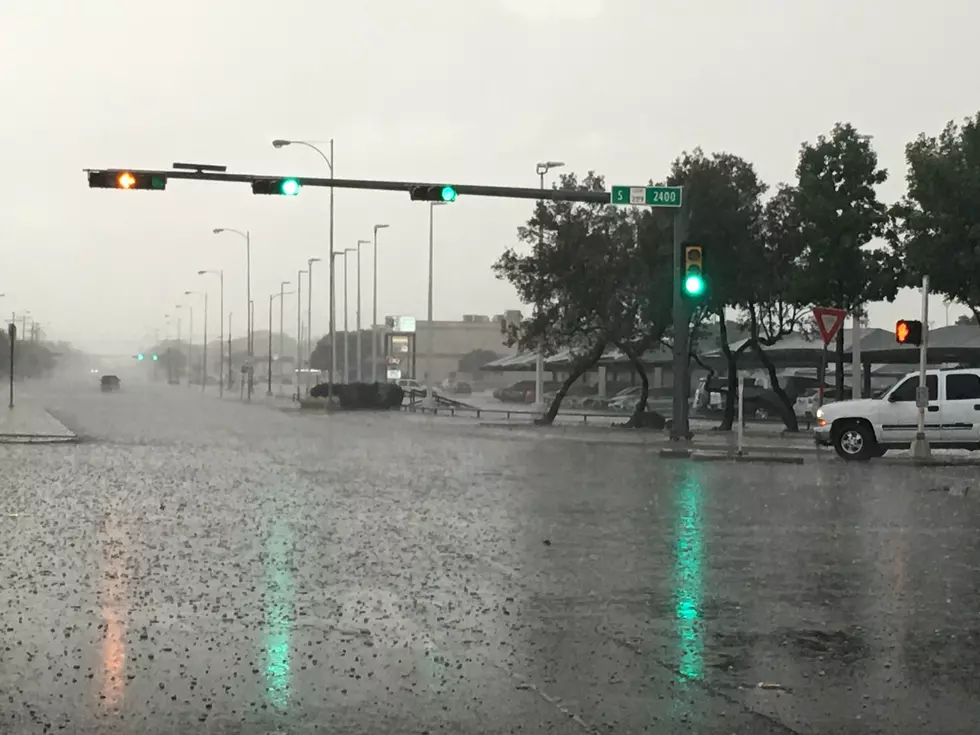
[272,139,333,172]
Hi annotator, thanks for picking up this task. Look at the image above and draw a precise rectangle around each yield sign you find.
[812,307,846,346]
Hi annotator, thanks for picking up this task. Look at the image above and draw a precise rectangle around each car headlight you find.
[816,408,824,420]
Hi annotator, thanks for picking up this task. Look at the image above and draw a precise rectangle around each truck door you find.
[879,374,938,445]
[940,372,980,444]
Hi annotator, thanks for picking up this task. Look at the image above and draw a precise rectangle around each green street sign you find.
[610,185,683,208]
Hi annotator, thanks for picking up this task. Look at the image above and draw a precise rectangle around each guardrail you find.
[400,398,623,424]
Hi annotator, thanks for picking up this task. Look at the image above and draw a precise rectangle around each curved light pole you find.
[355,239,370,382]
[198,269,224,398]
[268,287,293,396]
[272,138,335,400]
[371,224,389,383]
[185,290,208,391]
[533,160,565,413]
[213,227,252,400]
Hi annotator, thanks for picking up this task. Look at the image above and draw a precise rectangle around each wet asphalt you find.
[2,380,979,734]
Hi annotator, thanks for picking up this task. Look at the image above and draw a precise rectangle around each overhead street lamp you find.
[268,283,292,397]
[533,160,565,414]
[213,227,253,400]
[185,290,208,391]
[355,239,370,382]
[423,202,448,409]
[371,224,389,383]
[198,269,224,398]
[272,137,335,401]
[306,257,322,397]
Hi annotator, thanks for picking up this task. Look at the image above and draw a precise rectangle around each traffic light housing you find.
[88,170,167,191]
[409,185,457,202]
[682,244,705,297]
[896,319,922,345]
[252,178,302,196]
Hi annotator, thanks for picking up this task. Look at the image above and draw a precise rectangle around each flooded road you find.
[2,382,978,733]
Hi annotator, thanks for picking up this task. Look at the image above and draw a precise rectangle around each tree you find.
[458,349,500,374]
[791,123,899,399]
[892,113,980,327]
[956,314,976,326]
[667,149,768,430]
[310,330,376,381]
[738,184,810,431]
[494,172,636,425]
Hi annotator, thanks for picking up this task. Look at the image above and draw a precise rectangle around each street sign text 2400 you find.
[611,186,683,208]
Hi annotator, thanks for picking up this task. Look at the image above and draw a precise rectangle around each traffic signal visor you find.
[683,245,705,297]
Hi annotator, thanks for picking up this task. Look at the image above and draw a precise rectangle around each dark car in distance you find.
[100,375,121,392]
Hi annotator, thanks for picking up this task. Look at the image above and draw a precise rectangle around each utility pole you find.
[911,275,931,461]
[670,197,692,441]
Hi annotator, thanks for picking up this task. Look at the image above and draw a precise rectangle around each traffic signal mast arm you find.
[85,168,609,204]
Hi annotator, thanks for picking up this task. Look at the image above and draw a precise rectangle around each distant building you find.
[411,313,520,384]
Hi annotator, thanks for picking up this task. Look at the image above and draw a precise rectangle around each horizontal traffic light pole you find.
[83,167,610,204]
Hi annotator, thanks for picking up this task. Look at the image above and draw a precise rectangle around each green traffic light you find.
[440,185,457,202]
[137,353,144,361]
[684,274,705,296]
[280,178,301,196]
[152,354,159,361]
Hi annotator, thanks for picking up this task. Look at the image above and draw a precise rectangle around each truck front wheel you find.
[833,420,876,462]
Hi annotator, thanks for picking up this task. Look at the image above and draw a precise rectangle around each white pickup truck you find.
[815,368,980,461]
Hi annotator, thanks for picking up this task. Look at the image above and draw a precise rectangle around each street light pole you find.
[297,269,308,400]
[355,239,370,382]
[198,269,224,398]
[424,202,447,408]
[271,137,335,402]
[279,279,290,394]
[372,224,390,383]
[533,160,565,414]
[337,248,355,382]
[307,257,321,397]
[268,288,295,396]
[213,227,253,400]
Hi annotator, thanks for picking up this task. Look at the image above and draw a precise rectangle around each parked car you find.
[440,379,472,395]
[493,380,560,404]
[816,368,980,461]
[395,378,427,396]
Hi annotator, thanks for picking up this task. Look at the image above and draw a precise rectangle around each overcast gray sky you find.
[2,0,977,354]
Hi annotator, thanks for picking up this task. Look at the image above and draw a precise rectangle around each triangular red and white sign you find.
[812,307,846,346]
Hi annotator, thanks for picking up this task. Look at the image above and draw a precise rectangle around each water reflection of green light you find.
[674,466,704,682]
[264,523,294,709]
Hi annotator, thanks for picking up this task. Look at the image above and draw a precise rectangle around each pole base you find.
[911,434,932,461]
[530,401,546,418]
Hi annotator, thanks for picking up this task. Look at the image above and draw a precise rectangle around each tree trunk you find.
[613,339,650,421]
[716,315,737,431]
[751,341,799,432]
[536,338,606,426]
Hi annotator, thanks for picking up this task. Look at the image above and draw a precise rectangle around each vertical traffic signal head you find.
[895,319,922,345]
[682,244,705,297]
[410,185,458,202]
[252,178,302,196]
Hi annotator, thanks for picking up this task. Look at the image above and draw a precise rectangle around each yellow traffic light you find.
[117,171,137,189]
